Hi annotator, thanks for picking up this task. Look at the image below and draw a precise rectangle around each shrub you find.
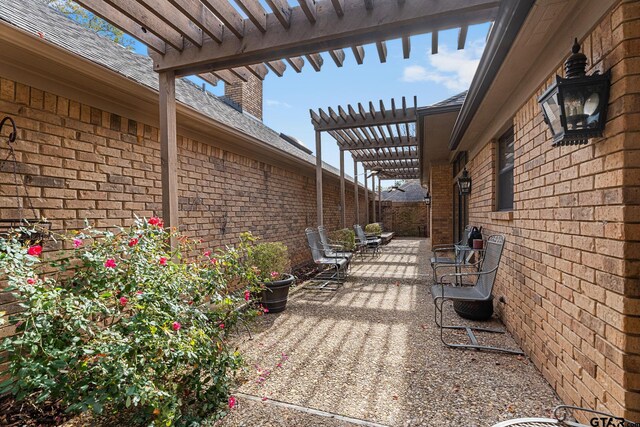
[365,223,382,236]
[328,228,356,251]
[247,241,290,282]
[0,218,261,425]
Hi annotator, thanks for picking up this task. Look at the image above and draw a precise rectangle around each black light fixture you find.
[424,192,431,205]
[457,168,472,196]
[538,38,610,146]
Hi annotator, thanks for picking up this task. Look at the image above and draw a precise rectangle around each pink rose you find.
[73,239,83,248]
[228,396,236,409]
[119,297,128,306]
[270,271,279,279]
[27,245,42,256]
[148,216,161,226]
[172,321,181,331]
[244,290,250,301]
[211,258,218,265]
[203,250,211,257]
[128,238,138,247]
[159,257,168,266]
[26,278,36,285]
[104,258,117,269]
[219,323,225,329]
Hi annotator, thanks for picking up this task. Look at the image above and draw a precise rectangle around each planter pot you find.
[453,296,494,321]
[261,274,295,313]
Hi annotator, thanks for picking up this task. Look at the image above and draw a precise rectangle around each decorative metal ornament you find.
[538,39,610,146]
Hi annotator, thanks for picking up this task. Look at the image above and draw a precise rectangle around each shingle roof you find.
[0,0,343,176]
[431,91,467,108]
[381,180,428,202]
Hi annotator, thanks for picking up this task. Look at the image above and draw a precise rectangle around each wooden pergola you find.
[310,96,418,228]
[71,0,499,241]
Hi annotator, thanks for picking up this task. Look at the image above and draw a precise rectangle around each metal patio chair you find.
[354,224,381,256]
[304,228,348,291]
[317,226,354,262]
[491,405,633,427]
[431,235,523,355]
[430,225,475,276]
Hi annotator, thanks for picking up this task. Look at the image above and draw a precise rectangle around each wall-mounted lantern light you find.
[424,192,431,205]
[457,168,472,196]
[538,39,610,146]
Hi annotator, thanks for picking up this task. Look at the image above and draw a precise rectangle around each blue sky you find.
[127,19,491,185]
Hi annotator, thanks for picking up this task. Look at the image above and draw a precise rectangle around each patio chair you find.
[431,235,523,355]
[317,226,354,261]
[430,225,472,267]
[354,224,381,256]
[491,405,631,427]
[431,226,482,286]
[304,228,348,291]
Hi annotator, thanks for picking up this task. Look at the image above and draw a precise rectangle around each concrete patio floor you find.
[216,238,561,427]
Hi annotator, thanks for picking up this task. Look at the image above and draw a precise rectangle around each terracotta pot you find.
[472,239,484,249]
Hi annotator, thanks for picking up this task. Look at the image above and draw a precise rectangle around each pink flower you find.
[148,216,161,226]
[244,290,250,301]
[128,238,138,247]
[228,396,236,409]
[27,245,42,256]
[104,258,116,268]
[263,306,269,313]
[26,278,36,285]
[119,297,128,306]
[159,256,168,266]
[203,250,211,257]
[219,323,225,329]
[211,258,218,265]
[172,321,181,331]
[270,271,279,279]
[136,291,143,295]
[73,239,83,248]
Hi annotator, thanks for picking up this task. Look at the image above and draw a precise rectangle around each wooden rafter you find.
[376,40,387,63]
[133,0,204,47]
[200,0,245,38]
[329,49,346,67]
[168,0,224,43]
[234,0,268,33]
[264,0,292,29]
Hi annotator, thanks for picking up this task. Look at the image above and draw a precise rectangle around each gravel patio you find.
[216,238,561,427]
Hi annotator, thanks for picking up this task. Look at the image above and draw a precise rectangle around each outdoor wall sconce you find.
[538,38,610,146]
[424,192,431,205]
[457,168,472,196]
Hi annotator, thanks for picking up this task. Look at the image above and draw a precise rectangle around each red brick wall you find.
[466,1,640,419]
[429,163,453,246]
[380,201,429,237]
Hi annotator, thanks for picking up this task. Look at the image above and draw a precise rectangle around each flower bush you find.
[247,241,290,282]
[0,218,261,425]
[364,223,382,236]
[328,228,356,251]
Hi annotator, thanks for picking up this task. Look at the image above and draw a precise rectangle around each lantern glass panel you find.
[541,90,562,136]
[562,83,605,132]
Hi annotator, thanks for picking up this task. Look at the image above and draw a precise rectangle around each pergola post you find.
[378,175,382,222]
[315,130,323,226]
[364,168,369,224]
[353,158,359,225]
[159,70,178,249]
[340,149,346,228]
[372,174,376,223]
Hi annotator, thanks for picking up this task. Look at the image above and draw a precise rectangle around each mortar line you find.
[235,392,392,427]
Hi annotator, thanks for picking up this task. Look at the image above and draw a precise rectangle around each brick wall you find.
[380,201,429,237]
[0,76,369,343]
[465,0,640,419]
[224,75,263,120]
[429,163,453,246]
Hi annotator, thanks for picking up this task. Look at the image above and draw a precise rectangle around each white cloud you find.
[401,39,485,91]
[266,99,292,108]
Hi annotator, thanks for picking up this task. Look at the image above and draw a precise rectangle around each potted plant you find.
[248,241,294,313]
[364,223,382,237]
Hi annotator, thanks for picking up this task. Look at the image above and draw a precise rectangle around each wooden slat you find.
[358,103,367,120]
[402,96,407,114]
[331,0,345,16]
[298,0,317,23]
[75,0,166,54]
[316,130,323,226]
[159,71,178,249]
[265,0,292,29]
[379,100,386,118]
[318,108,331,124]
[229,67,251,82]
[266,60,287,76]
[431,30,438,54]
[201,0,245,39]
[246,63,269,79]
[328,107,340,123]
[391,99,397,117]
[213,69,242,84]
[402,35,411,58]
[338,106,349,122]
[168,0,224,43]
[339,135,417,150]
[305,53,323,71]
[352,148,418,161]
[286,57,305,72]
[198,73,220,86]
[376,40,387,63]
[351,45,365,64]
[310,109,322,125]
[152,0,499,75]
[348,105,358,121]
[457,25,468,49]
[134,0,203,47]
[329,49,346,67]
[369,101,376,117]
[234,0,268,33]
[102,0,184,50]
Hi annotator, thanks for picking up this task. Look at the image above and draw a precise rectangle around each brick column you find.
[429,163,453,246]
[224,75,263,120]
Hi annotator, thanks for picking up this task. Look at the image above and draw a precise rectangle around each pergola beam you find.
[150,0,499,75]
[351,149,418,161]
[331,133,417,150]
[313,108,417,131]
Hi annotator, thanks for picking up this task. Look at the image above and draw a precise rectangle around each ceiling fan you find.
[387,185,405,193]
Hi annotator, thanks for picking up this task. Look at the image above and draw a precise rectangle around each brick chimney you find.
[224,75,263,121]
